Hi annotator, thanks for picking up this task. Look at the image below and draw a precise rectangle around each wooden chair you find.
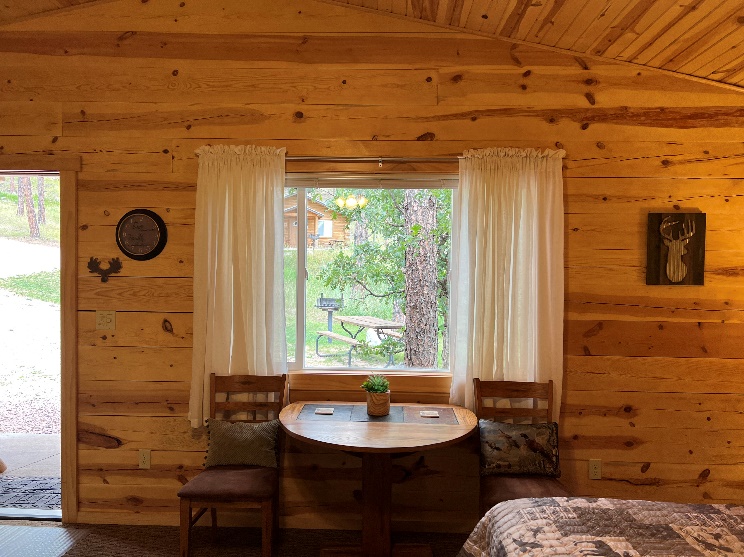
[474,378,570,516]
[178,373,287,557]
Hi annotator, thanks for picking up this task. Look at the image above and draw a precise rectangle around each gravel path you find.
[0,239,61,434]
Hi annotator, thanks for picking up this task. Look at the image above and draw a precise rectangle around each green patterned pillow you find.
[479,419,560,477]
[204,419,279,468]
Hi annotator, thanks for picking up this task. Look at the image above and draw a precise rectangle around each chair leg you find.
[262,498,274,557]
[179,498,191,557]
[210,507,218,541]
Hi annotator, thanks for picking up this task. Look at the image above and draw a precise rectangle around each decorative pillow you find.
[204,418,280,468]
[479,419,560,477]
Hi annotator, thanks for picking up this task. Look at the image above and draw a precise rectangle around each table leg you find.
[363,453,392,557]
[320,452,431,557]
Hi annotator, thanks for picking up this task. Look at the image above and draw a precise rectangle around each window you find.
[284,175,455,372]
[317,219,333,238]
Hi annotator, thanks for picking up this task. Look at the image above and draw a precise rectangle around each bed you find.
[458,497,744,556]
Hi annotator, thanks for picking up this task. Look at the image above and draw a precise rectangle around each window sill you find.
[288,370,452,404]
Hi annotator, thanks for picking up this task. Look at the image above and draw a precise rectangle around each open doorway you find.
[0,172,62,519]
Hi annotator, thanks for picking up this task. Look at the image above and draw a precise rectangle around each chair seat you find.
[178,466,278,503]
[480,474,570,510]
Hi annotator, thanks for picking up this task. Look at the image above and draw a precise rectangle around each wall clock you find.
[115,209,168,261]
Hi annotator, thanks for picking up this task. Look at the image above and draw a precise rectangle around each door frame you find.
[0,155,81,522]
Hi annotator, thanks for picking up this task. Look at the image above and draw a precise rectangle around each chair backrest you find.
[210,373,287,423]
[473,378,553,424]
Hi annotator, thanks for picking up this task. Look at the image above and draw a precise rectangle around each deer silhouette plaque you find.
[646,213,705,285]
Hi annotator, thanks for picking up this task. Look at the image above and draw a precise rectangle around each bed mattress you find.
[458,497,744,556]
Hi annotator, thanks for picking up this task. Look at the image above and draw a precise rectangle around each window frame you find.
[285,173,458,373]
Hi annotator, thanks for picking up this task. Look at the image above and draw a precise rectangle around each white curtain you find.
[449,147,565,421]
[188,145,287,428]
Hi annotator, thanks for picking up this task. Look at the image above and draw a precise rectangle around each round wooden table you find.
[279,401,478,557]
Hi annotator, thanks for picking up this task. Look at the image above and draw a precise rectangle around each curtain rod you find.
[285,156,461,165]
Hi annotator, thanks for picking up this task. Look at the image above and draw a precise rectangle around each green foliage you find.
[0,270,60,304]
[0,175,61,243]
[360,374,390,393]
[316,188,451,366]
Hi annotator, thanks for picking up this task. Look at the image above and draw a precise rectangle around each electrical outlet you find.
[139,449,151,469]
[589,459,602,480]
[95,310,116,330]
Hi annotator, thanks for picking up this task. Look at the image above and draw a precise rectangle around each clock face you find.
[116,209,168,261]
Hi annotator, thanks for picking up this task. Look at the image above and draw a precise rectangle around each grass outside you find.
[287,247,427,369]
[0,270,60,304]
[0,177,61,304]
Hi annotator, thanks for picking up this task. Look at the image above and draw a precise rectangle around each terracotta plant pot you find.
[366,391,391,416]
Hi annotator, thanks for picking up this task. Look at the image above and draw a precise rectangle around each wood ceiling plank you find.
[518,0,556,42]
[507,0,548,41]
[451,0,477,27]
[464,0,497,32]
[410,0,440,20]
[599,0,680,59]
[499,0,536,39]
[641,0,729,67]
[552,0,605,50]
[592,0,657,57]
[391,0,408,16]
[470,0,506,35]
[378,0,393,11]
[695,43,744,79]
[565,0,640,54]
[619,0,706,64]
[660,12,744,75]
[479,0,519,35]
[676,25,744,76]
[711,51,744,84]
[530,0,598,47]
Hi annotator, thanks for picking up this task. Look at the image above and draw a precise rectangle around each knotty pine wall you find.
[1,0,743,530]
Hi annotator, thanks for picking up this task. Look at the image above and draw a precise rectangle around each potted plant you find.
[361,373,390,416]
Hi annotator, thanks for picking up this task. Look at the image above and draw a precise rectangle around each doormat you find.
[0,477,60,509]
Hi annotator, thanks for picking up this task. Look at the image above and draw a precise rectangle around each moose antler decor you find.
[646,213,706,285]
[88,257,123,283]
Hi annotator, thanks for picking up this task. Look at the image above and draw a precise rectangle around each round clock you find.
[115,209,168,261]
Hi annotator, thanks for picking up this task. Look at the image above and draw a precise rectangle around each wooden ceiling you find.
[1,0,742,89]
[324,0,744,90]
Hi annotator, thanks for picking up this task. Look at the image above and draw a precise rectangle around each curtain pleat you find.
[449,147,565,421]
[188,145,287,428]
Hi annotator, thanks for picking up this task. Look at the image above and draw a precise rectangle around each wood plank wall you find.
[1,0,743,531]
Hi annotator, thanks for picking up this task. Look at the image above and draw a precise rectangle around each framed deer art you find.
[646,212,706,285]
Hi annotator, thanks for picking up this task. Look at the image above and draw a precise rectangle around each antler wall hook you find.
[87,257,123,283]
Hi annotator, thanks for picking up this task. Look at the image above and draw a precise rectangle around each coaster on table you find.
[314,407,335,415]
[420,410,440,418]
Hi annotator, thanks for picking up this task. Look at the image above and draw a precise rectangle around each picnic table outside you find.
[315,315,404,367]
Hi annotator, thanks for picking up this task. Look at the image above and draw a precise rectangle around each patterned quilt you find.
[458,497,744,556]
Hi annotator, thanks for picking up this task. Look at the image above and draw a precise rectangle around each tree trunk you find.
[36,176,46,225]
[403,190,438,368]
[20,176,40,238]
[353,208,369,245]
[15,177,24,216]
[438,234,450,367]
